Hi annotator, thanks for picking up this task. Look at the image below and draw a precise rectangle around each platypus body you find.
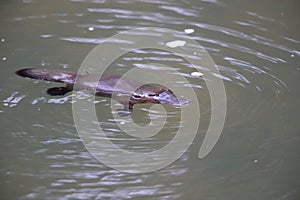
[16,68,190,114]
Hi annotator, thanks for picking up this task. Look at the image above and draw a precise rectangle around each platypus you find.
[16,68,191,114]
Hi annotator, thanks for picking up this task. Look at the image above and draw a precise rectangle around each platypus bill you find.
[16,68,191,115]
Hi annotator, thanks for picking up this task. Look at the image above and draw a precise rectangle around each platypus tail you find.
[16,68,76,84]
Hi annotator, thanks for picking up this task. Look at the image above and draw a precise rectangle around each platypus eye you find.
[132,94,141,99]
[148,93,159,97]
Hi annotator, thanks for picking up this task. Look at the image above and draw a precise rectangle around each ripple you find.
[4,1,298,199]
[159,5,200,17]
[223,57,287,88]
[246,11,275,22]
[59,36,134,44]
[88,7,184,23]
[192,22,299,56]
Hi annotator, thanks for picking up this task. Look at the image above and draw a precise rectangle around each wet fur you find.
[16,68,189,114]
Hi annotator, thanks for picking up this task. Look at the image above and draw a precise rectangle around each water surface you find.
[0,0,299,199]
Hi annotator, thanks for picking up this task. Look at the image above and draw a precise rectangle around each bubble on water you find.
[40,34,54,38]
[61,64,69,69]
[184,28,195,34]
[191,71,203,78]
[166,40,186,48]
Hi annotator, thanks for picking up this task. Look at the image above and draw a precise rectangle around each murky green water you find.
[1,0,299,199]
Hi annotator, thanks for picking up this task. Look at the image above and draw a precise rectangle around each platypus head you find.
[131,84,191,107]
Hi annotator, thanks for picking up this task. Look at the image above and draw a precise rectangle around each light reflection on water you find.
[1,0,299,199]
